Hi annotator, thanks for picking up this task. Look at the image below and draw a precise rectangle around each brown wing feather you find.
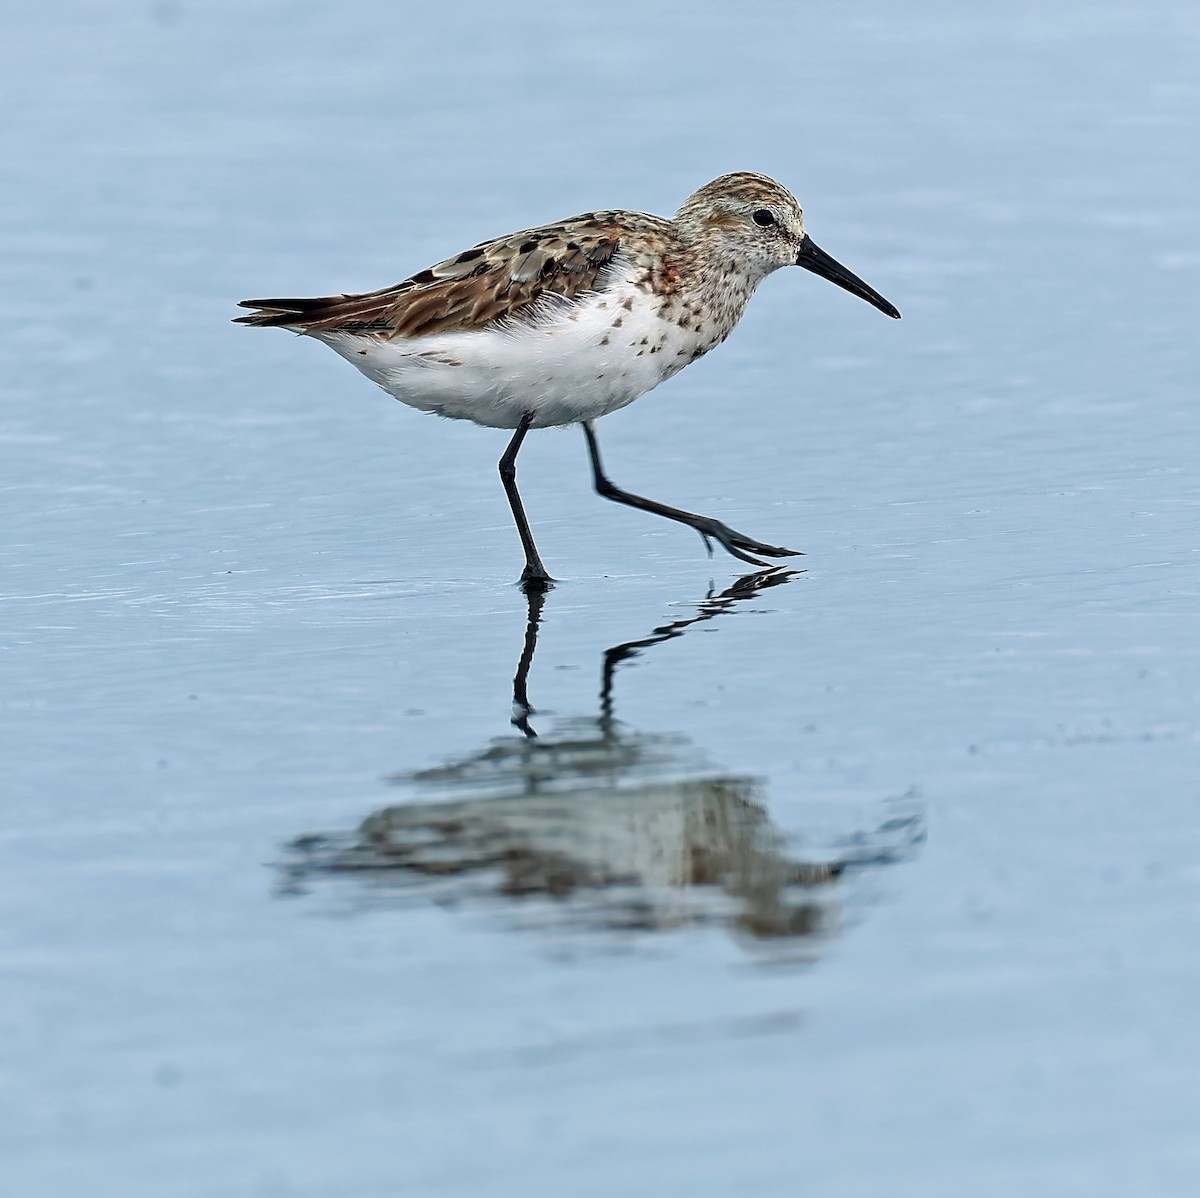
[235,216,623,338]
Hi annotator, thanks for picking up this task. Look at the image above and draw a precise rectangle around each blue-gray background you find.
[3,2,1198,1194]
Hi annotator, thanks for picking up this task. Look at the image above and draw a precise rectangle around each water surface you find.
[3,3,1199,1195]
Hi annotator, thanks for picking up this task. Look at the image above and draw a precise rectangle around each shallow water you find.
[3,2,1199,1195]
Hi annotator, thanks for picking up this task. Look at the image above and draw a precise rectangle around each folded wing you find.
[235,217,624,339]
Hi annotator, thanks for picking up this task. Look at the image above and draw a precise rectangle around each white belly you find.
[314,285,697,429]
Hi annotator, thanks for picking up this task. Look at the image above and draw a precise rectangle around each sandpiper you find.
[236,172,899,588]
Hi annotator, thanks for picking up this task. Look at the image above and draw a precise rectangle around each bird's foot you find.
[691,518,804,567]
[519,565,556,593]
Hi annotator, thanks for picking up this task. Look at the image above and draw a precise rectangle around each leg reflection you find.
[279,567,923,948]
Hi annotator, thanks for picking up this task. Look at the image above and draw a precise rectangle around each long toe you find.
[720,544,770,567]
[731,535,804,560]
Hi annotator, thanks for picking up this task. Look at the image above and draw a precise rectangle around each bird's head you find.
[676,172,900,318]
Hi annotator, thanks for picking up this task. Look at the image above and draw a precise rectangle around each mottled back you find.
[236,215,628,338]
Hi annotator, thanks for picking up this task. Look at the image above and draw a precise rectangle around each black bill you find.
[796,235,900,319]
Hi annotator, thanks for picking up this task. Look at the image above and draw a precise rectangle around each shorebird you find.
[236,172,899,588]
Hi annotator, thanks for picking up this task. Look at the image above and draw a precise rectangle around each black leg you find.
[499,413,553,590]
[581,421,803,567]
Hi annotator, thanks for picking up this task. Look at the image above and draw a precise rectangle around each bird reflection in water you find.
[281,569,921,945]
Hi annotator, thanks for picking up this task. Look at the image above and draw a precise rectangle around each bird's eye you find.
[752,209,775,227]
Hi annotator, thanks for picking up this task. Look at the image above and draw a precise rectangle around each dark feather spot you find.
[456,248,485,263]
[519,240,539,253]
[411,269,436,284]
